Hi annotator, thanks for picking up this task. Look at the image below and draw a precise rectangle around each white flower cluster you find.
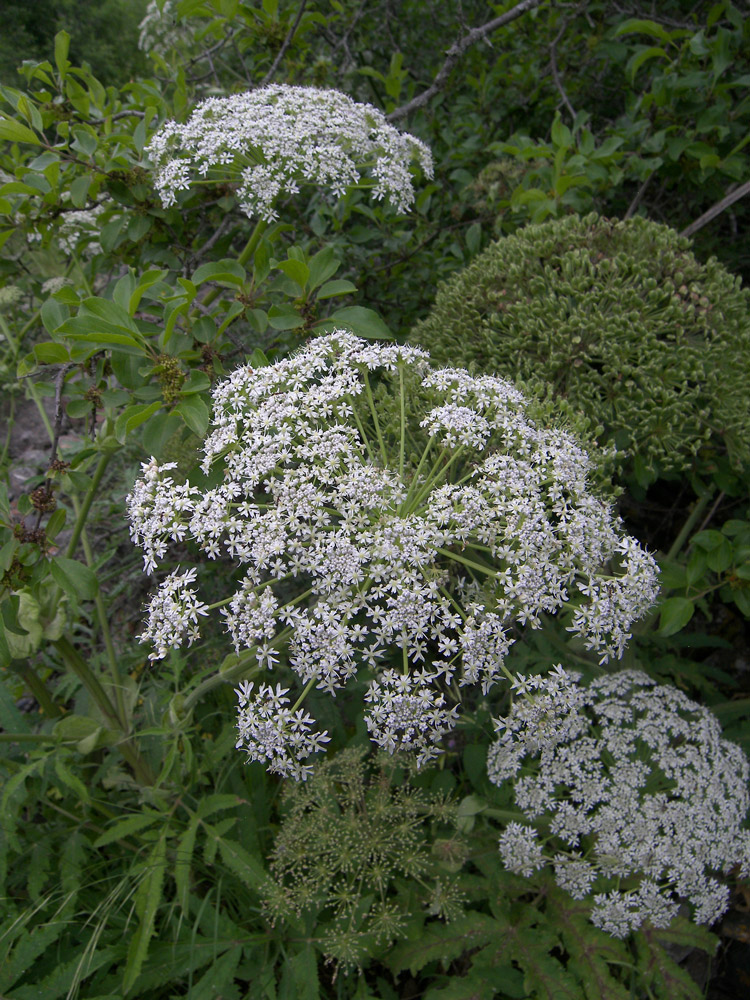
[235,679,331,781]
[364,668,461,767]
[127,331,659,777]
[145,85,434,219]
[488,668,750,937]
[57,203,106,257]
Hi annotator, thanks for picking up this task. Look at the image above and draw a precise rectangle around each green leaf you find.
[114,402,162,444]
[53,713,117,753]
[141,411,182,457]
[626,46,668,84]
[287,947,320,1000]
[123,834,168,995]
[550,113,572,148]
[465,222,482,255]
[189,948,242,1000]
[70,173,90,207]
[49,556,98,600]
[54,30,71,77]
[267,304,305,330]
[657,597,694,637]
[34,341,70,364]
[307,246,340,290]
[93,812,164,848]
[388,913,497,976]
[276,257,310,290]
[0,675,31,733]
[323,306,392,339]
[707,537,732,573]
[0,115,41,145]
[214,833,266,891]
[614,18,676,44]
[175,394,210,437]
[192,259,246,286]
[316,279,357,299]
[55,758,91,803]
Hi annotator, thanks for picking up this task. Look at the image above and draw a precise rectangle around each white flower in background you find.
[488,668,750,936]
[127,331,659,776]
[41,276,73,295]
[58,202,107,257]
[145,85,434,219]
[138,0,195,56]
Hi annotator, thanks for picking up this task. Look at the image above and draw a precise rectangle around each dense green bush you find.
[410,212,750,479]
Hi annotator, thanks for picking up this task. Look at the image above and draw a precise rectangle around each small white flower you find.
[489,669,750,935]
[146,86,433,218]
[127,332,660,777]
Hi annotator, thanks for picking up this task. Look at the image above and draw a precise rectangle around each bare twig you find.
[387,0,546,121]
[549,24,576,119]
[623,172,654,220]
[33,363,74,529]
[259,0,308,88]
[186,212,236,271]
[696,490,726,536]
[680,179,750,239]
[79,110,145,125]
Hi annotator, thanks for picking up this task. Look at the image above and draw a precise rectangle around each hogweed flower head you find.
[127,331,659,777]
[146,85,433,219]
[488,668,750,937]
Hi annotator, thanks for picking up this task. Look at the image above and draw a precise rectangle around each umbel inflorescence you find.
[488,668,750,936]
[127,332,659,779]
[145,85,434,220]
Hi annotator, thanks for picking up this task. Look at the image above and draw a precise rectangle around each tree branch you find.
[549,21,576,119]
[259,0,308,88]
[387,0,546,122]
[680,179,750,239]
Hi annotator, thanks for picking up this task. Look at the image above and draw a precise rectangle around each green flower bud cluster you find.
[262,747,465,970]
[410,214,750,476]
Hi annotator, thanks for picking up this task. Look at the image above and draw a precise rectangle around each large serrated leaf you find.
[123,834,168,995]
[93,812,164,848]
[388,913,497,976]
[215,832,266,891]
[545,884,630,1000]
[0,920,68,992]
[635,933,704,1000]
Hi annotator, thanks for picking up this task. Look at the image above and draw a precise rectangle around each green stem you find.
[74,507,127,727]
[290,674,317,713]
[17,662,64,718]
[484,807,529,823]
[409,446,466,512]
[197,218,269,313]
[66,450,114,560]
[400,434,435,513]
[666,487,715,561]
[0,393,16,468]
[347,393,376,464]
[182,624,294,713]
[53,637,121,728]
[53,637,153,784]
[398,363,405,481]
[362,371,388,467]
[437,547,497,578]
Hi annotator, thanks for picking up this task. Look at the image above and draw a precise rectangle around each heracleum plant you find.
[263,746,466,970]
[488,666,750,937]
[127,331,660,780]
[145,84,434,222]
